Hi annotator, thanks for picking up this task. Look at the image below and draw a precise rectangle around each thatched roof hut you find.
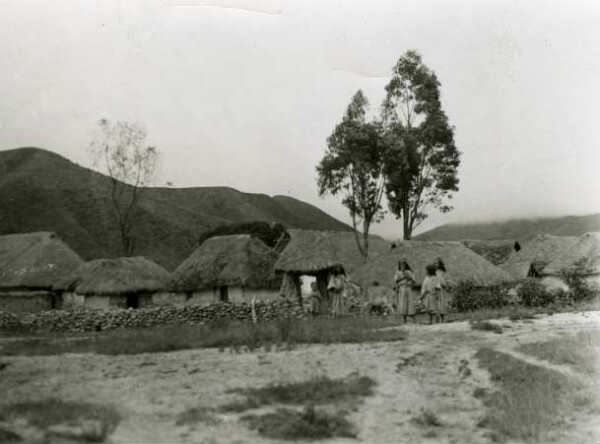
[501,234,578,278]
[0,232,83,289]
[171,234,280,291]
[56,257,171,295]
[275,229,391,275]
[543,232,600,276]
[352,241,513,287]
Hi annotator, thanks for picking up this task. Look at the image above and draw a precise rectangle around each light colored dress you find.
[435,269,448,315]
[394,269,416,315]
[328,274,346,316]
[421,275,438,314]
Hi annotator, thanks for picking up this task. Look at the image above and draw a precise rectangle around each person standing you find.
[327,266,346,317]
[394,258,417,323]
[434,257,448,323]
[421,264,439,324]
[308,281,321,316]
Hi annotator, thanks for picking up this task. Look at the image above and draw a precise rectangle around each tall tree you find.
[317,90,386,260]
[90,119,158,255]
[382,50,461,239]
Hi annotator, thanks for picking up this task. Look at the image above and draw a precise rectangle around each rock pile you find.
[0,300,305,333]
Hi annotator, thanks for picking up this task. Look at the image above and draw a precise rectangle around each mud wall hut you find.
[170,234,281,306]
[56,257,172,310]
[542,232,600,290]
[274,230,391,312]
[352,241,514,305]
[0,232,83,312]
[500,234,578,280]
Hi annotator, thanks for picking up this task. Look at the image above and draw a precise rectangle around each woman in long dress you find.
[328,266,346,317]
[434,257,448,323]
[393,259,417,323]
[421,264,439,324]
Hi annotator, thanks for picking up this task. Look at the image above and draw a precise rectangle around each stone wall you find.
[0,299,307,333]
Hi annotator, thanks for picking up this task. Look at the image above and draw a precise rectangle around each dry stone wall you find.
[0,300,306,333]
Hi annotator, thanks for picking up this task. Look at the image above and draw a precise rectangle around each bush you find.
[453,281,513,312]
[559,258,597,302]
[518,279,554,307]
[242,406,356,440]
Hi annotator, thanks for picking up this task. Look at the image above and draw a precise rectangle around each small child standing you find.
[421,264,439,325]
[308,281,320,316]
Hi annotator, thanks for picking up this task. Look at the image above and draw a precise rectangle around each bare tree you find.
[90,119,158,255]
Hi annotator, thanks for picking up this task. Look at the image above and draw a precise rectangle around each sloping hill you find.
[0,147,350,269]
[415,214,600,242]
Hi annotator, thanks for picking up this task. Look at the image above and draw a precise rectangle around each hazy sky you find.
[1,0,599,239]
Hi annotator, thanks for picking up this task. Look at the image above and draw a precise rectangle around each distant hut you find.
[274,230,391,312]
[352,241,513,305]
[0,232,83,312]
[170,234,281,306]
[501,234,578,279]
[542,232,600,290]
[56,257,171,310]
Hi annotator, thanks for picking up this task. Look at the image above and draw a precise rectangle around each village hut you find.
[0,232,83,312]
[542,232,600,290]
[352,241,513,307]
[274,229,391,312]
[501,234,578,280]
[170,234,281,306]
[56,257,171,310]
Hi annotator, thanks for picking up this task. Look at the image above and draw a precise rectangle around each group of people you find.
[306,257,449,323]
[393,256,448,324]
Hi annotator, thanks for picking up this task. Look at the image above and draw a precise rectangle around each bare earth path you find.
[1,311,599,443]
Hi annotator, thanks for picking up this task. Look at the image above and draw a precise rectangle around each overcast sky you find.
[1,0,599,239]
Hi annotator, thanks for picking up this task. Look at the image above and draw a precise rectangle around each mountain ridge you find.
[0,147,351,270]
[414,214,600,241]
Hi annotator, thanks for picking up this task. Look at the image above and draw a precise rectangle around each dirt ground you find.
[1,311,599,443]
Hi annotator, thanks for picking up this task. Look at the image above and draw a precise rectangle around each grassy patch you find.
[176,407,221,427]
[470,320,503,334]
[221,374,375,412]
[411,409,442,427]
[1,317,409,356]
[242,406,356,440]
[0,399,120,443]
[518,331,600,376]
[475,347,597,442]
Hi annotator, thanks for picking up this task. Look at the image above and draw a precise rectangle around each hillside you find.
[0,147,350,270]
[415,214,600,242]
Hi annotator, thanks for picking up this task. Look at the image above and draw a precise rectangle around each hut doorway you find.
[126,294,140,309]
[219,286,229,302]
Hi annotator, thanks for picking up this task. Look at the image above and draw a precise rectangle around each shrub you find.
[242,406,356,440]
[470,320,503,334]
[559,258,596,302]
[518,279,554,307]
[453,281,512,312]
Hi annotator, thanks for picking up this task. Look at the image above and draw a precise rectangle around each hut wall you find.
[152,292,187,307]
[62,292,154,310]
[243,288,281,302]
[0,289,56,313]
[228,286,245,304]
[188,290,217,306]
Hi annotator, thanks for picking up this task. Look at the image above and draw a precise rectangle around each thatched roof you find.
[543,232,600,276]
[352,241,513,287]
[171,235,280,291]
[274,229,391,275]
[55,257,171,295]
[0,232,83,289]
[461,240,516,266]
[501,234,578,278]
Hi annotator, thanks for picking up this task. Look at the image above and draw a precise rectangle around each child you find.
[421,264,439,325]
[308,281,320,315]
